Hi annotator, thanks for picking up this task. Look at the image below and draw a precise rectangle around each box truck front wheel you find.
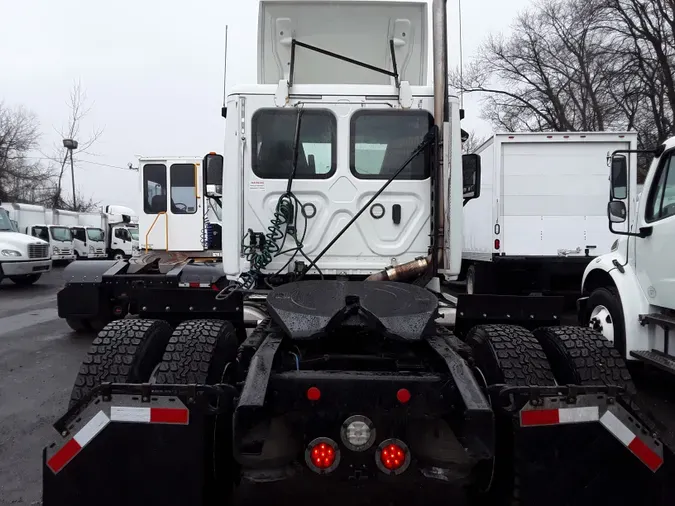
[583,287,626,358]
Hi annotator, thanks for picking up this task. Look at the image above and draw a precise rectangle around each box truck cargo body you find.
[462,132,638,295]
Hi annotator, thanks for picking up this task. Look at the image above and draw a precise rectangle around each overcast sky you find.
[1,0,531,211]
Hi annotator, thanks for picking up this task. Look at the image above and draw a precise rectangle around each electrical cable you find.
[217,106,320,300]
[296,127,437,281]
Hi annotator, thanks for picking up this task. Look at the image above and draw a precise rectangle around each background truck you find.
[2,203,76,262]
[0,202,51,285]
[102,205,139,259]
[46,1,671,505]
[70,212,107,260]
[579,138,675,374]
[462,132,638,296]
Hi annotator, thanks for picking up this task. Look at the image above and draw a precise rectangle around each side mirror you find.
[204,153,224,196]
[462,154,481,200]
[608,200,627,223]
[610,155,627,200]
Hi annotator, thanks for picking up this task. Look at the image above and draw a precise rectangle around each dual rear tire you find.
[466,324,648,506]
[69,318,239,505]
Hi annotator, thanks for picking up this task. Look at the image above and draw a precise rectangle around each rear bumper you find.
[1,259,51,276]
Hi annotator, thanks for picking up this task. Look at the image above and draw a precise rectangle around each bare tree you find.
[455,0,675,154]
[0,103,54,203]
[49,81,103,211]
[462,130,489,154]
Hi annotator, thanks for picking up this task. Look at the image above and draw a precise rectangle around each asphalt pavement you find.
[1,268,674,505]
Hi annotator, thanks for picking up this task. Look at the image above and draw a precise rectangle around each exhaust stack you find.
[431,0,448,272]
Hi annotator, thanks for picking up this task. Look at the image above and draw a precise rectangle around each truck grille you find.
[28,243,49,259]
[96,248,104,254]
[60,248,71,256]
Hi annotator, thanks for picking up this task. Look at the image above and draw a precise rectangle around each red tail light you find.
[307,386,321,401]
[375,438,410,475]
[494,239,500,250]
[305,438,340,474]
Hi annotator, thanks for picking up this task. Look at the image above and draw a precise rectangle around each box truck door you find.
[501,141,630,257]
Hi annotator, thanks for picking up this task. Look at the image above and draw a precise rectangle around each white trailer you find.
[462,132,638,295]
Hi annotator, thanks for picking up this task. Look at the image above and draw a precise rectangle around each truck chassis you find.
[46,277,671,506]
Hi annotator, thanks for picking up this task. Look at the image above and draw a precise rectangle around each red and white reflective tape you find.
[47,405,189,474]
[599,410,663,472]
[110,406,189,424]
[520,406,599,426]
[178,282,211,288]
[47,411,110,474]
[520,405,663,472]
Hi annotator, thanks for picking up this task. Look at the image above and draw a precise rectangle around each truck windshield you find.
[0,209,14,231]
[129,229,139,240]
[50,227,72,242]
[86,228,105,241]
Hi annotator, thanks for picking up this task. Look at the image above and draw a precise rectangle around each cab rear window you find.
[350,110,432,180]
[252,109,337,179]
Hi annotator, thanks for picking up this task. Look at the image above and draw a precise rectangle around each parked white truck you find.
[3,203,76,262]
[462,132,638,295]
[71,212,107,260]
[103,206,139,259]
[0,203,52,285]
[578,137,675,374]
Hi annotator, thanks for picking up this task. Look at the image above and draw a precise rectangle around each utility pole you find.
[63,138,78,210]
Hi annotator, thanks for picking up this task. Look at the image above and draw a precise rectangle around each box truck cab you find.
[26,224,75,262]
[0,205,52,285]
[103,206,139,260]
[578,136,675,374]
[70,226,107,259]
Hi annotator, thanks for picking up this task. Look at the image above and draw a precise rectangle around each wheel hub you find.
[588,305,614,343]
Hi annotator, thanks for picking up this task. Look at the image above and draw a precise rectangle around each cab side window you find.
[143,164,167,214]
[646,153,675,222]
[115,229,129,241]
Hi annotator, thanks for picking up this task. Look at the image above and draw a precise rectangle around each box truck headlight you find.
[1,249,22,257]
[89,245,95,253]
[53,247,60,254]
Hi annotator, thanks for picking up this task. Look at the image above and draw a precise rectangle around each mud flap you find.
[513,391,669,506]
[42,392,209,506]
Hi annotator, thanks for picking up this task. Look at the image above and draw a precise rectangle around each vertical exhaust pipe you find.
[431,0,448,273]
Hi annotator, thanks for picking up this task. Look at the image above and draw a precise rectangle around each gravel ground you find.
[0,267,673,505]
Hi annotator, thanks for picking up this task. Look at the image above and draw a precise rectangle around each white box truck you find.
[0,202,52,284]
[462,132,638,295]
[71,212,108,259]
[8,203,76,262]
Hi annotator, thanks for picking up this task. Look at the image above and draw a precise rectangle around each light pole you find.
[63,138,78,210]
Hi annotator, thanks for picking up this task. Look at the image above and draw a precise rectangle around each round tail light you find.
[340,415,376,452]
[375,438,410,475]
[305,437,340,474]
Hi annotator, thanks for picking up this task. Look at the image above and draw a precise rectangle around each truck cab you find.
[0,205,51,285]
[108,224,138,259]
[579,136,675,373]
[71,226,107,259]
[26,224,75,262]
